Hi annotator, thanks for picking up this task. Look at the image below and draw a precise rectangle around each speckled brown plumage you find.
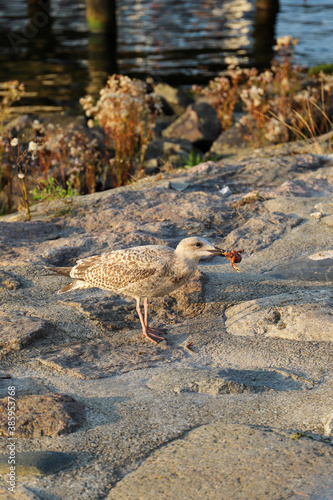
[50,237,224,343]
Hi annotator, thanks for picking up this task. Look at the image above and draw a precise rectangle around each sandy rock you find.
[0,377,50,399]
[0,394,84,438]
[147,368,274,395]
[1,138,333,498]
[223,213,302,255]
[210,120,251,156]
[270,251,333,281]
[107,422,333,500]
[225,290,333,341]
[162,102,221,151]
[147,367,314,395]
[323,412,333,438]
[37,341,184,379]
[0,312,48,356]
[3,114,32,134]
[0,484,41,499]
[0,270,21,290]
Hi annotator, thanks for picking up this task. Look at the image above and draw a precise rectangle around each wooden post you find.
[85,0,118,92]
[86,0,117,39]
[256,0,279,12]
[253,0,280,68]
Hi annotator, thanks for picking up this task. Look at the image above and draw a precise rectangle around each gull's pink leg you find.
[143,297,167,335]
[136,298,165,343]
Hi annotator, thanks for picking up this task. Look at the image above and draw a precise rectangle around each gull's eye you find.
[195,242,202,248]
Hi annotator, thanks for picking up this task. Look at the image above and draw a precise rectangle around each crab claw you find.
[221,249,244,272]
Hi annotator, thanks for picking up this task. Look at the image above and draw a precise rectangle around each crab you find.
[221,249,244,272]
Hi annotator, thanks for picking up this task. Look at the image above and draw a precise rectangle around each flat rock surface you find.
[107,422,333,500]
[0,313,48,357]
[225,289,333,341]
[0,139,332,499]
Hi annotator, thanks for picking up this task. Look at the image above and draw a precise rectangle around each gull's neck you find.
[173,249,199,277]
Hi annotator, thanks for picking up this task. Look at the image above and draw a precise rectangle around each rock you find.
[0,451,75,475]
[225,290,333,341]
[162,102,221,151]
[37,341,184,379]
[0,221,61,246]
[107,422,333,500]
[154,83,192,116]
[322,214,333,227]
[323,412,333,438]
[3,114,32,134]
[0,271,21,290]
[223,213,302,255]
[210,120,251,156]
[147,368,272,395]
[0,313,48,356]
[270,250,333,281]
[145,137,195,166]
[58,270,204,331]
[0,377,49,398]
[147,367,313,395]
[0,394,84,438]
[0,485,40,499]
[1,136,333,498]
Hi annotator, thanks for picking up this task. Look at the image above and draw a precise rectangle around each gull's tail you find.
[45,266,72,277]
[44,266,90,294]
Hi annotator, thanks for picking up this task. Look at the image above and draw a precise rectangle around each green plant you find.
[31,178,77,203]
[180,150,202,168]
[308,64,333,76]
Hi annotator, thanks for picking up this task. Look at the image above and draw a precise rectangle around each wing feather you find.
[70,246,173,291]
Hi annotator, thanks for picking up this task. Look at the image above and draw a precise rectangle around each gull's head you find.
[175,237,223,262]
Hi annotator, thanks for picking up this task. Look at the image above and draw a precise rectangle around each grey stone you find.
[225,290,333,341]
[0,451,75,476]
[155,83,192,116]
[323,412,333,439]
[0,313,48,356]
[0,221,61,246]
[37,341,185,379]
[0,271,21,290]
[210,120,252,156]
[0,376,50,398]
[3,114,32,134]
[1,136,333,498]
[146,367,308,395]
[107,423,333,500]
[145,137,195,166]
[162,102,221,151]
[270,251,333,281]
[223,213,302,255]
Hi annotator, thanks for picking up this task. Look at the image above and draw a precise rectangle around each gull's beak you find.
[207,246,225,256]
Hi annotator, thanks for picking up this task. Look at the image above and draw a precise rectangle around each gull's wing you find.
[70,246,172,291]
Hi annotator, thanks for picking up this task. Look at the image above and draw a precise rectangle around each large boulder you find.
[145,137,195,169]
[162,101,221,152]
[154,83,193,116]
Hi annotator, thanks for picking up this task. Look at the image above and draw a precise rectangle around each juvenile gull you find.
[49,237,225,343]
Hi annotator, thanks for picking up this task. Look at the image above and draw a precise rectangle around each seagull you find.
[48,237,230,343]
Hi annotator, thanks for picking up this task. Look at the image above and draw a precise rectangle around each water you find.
[276,0,333,67]
[0,0,332,105]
